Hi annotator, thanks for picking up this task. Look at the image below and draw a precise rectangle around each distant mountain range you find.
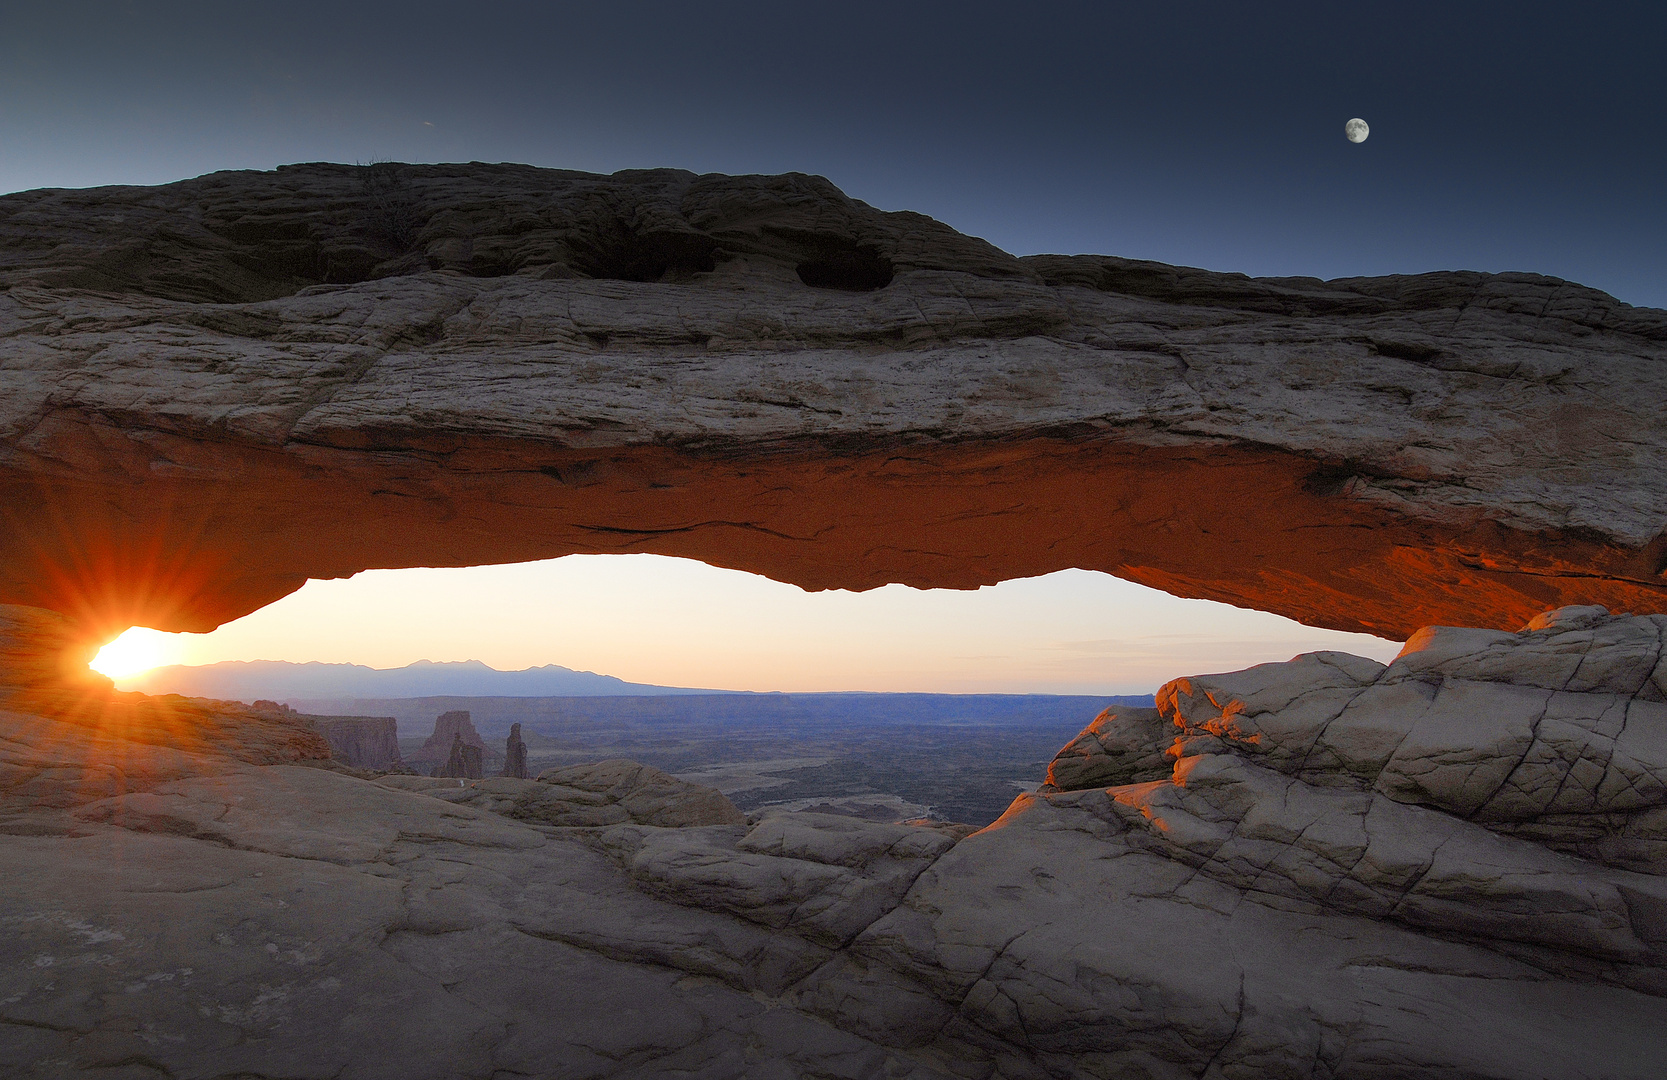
[116,658,732,701]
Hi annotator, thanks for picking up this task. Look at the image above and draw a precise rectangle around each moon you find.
[1345,118,1369,144]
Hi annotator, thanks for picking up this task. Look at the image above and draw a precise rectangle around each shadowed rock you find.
[1039,704,1172,792]
[1,164,1663,649]
[4,605,1667,1075]
[380,759,744,829]
[502,721,528,779]
[0,605,333,810]
[529,759,747,827]
[410,709,484,771]
[304,714,402,770]
[432,731,483,780]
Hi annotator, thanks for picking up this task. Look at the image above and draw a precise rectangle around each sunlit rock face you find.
[1,162,1664,640]
[3,606,1666,1077]
[0,604,108,695]
[0,602,332,803]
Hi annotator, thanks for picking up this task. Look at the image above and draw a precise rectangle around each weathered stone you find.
[409,709,484,772]
[589,811,958,951]
[535,759,747,827]
[377,760,746,830]
[1,165,1663,647]
[306,714,402,770]
[431,731,482,780]
[851,792,1667,1078]
[1038,704,1172,793]
[1144,606,1667,871]
[501,721,528,779]
[7,603,1667,1075]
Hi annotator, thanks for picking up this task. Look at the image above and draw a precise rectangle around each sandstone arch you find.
[1,163,1663,649]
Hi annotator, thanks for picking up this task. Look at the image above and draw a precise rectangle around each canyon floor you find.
[3,604,1667,1078]
[371,697,1133,828]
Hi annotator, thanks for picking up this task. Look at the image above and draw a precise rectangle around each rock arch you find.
[0,163,1663,654]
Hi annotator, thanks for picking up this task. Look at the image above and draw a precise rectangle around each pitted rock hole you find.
[567,229,720,284]
[795,241,894,291]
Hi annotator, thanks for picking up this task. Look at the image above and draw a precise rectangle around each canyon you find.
[2,164,1665,1076]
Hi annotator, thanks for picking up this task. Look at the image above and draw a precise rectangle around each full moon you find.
[1345,118,1370,143]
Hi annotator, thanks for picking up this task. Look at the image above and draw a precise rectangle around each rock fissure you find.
[1294,685,1375,777]
[1470,693,1557,822]
[1195,970,1248,1080]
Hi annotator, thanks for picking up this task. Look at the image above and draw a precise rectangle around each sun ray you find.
[89,627,177,679]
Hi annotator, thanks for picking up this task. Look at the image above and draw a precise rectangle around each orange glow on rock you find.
[1,428,1663,642]
[0,604,330,775]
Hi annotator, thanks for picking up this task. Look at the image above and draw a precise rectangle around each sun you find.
[89,627,177,679]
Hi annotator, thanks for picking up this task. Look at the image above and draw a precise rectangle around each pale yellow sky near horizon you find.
[97,554,1405,694]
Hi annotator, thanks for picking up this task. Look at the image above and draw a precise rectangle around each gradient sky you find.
[101,560,1406,694]
[10,2,1660,690]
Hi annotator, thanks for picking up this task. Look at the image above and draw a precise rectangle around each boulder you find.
[1,165,1663,645]
[1038,704,1171,792]
[1143,605,1667,872]
[534,759,748,827]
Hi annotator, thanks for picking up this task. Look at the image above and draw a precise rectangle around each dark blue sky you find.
[3,1,1663,306]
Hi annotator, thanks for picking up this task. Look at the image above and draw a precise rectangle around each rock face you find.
[304,714,403,770]
[1120,604,1667,879]
[1,163,1663,646]
[409,709,484,772]
[0,607,333,814]
[379,760,745,828]
[432,731,483,780]
[0,604,109,696]
[502,721,528,779]
[3,605,1666,1077]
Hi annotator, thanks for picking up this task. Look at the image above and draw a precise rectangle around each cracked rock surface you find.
[3,604,1667,1077]
[1,164,1664,640]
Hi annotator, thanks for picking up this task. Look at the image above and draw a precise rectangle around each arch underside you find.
[0,163,1662,644]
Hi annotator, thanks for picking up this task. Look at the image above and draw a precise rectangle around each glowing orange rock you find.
[0,164,1661,644]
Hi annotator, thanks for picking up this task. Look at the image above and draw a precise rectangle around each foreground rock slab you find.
[3,606,1666,1077]
[2,164,1664,642]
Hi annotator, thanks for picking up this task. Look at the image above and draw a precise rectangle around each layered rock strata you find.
[1,164,1664,646]
[304,714,403,770]
[432,731,483,779]
[409,709,486,772]
[2,605,1665,1077]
